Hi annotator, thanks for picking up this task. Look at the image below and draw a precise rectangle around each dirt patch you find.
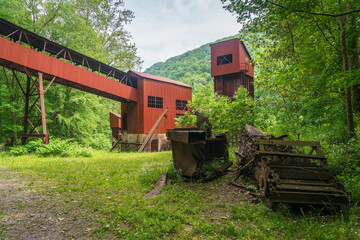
[0,168,100,239]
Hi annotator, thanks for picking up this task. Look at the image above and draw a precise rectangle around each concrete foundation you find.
[121,132,170,152]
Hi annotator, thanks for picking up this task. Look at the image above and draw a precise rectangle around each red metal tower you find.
[210,38,254,98]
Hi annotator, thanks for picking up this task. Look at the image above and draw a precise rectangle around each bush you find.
[8,145,29,156]
[327,138,360,202]
[79,133,112,150]
[8,138,93,157]
[176,84,255,143]
[8,139,43,156]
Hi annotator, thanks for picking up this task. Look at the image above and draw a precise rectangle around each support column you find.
[21,76,31,145]
[214,76,224,95]
[38,73,49,144]
[21,71,49,144]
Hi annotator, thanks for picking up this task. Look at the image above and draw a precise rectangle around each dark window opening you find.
[148,96,163,108]
[176,114,184,118]
[217,54,232,66]
[122,113,127,131]
[176,100,188,111]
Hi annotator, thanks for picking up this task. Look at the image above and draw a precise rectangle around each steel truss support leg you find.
[21,71,49,144]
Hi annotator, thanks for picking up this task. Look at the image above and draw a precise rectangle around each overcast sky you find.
[124,0,242,70]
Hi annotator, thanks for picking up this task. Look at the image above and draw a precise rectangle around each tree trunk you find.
[338,1,355,138]
[346,5,360,114]
[353,86,360,113]
[12,111,18,142]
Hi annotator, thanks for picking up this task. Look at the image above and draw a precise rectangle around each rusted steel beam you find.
[6,29,18,38]
[12,69,25,95]
[110,137,122,152]
[21,76,31,145]
[44,76,56,94]
[23,32,32,49]
[23,68,39,92]
[29,96,41,113]
[38,72,47,136]
[27,118,40,134]
[138,108,168,153]
[22,134,49,144]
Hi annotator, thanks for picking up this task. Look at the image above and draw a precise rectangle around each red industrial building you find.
[211,38,254,98]
[0,18,191,151]
[111,71,192,151]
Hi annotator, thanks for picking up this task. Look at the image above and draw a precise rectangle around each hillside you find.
[145,35,240,93]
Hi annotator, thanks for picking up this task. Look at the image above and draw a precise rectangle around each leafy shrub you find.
[79,133,111,150]
[36,139,93,157]
[8,138,92,157]
[327,138,360,201]
[8,139,43,156]
[176,84,255,143]
[8,145,29,156]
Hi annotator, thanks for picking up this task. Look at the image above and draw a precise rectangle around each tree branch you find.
[265,0,360,17]
[314,18,340,52]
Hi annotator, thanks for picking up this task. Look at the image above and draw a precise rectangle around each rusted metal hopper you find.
[166,128,232,180]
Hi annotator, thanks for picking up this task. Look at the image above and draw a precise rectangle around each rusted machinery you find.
[166,128,232,180]
[234,126,349,208]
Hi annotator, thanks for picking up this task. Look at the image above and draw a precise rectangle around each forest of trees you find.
[0,1,359,195]
[0,0,142,148]
[146,1,360,199]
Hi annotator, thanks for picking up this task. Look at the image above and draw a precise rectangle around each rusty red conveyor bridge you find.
[0,18,139,144]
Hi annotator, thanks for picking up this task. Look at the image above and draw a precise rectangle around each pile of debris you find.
[232,125,350,208]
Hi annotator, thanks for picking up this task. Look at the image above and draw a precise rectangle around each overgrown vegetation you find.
[5,138,93,157]
[327,139,360,201]
[0,151,359,239]
[176,84,255,143]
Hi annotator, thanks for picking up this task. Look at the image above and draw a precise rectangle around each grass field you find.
[0,150,359,239]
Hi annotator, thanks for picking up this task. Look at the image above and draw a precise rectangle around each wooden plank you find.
[276,184,343,193]
[256,150,325,159]
[275,169,333,180]
[118,142,142,145]
[138,108,168,153]
[234,158,255,181]
[255,139,320,147]
[110,137,122,152]
[269,191,349,205]
[279,179,331,186]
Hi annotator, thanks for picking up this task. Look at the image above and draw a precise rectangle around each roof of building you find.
[110,112,121,118]
[128,70,192,89]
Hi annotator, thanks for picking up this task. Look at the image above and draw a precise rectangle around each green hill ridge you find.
[144,35,240,93]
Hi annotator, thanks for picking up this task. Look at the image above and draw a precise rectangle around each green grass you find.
[0,150,359,239]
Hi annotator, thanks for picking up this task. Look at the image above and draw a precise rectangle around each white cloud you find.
[125,0,241,70]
